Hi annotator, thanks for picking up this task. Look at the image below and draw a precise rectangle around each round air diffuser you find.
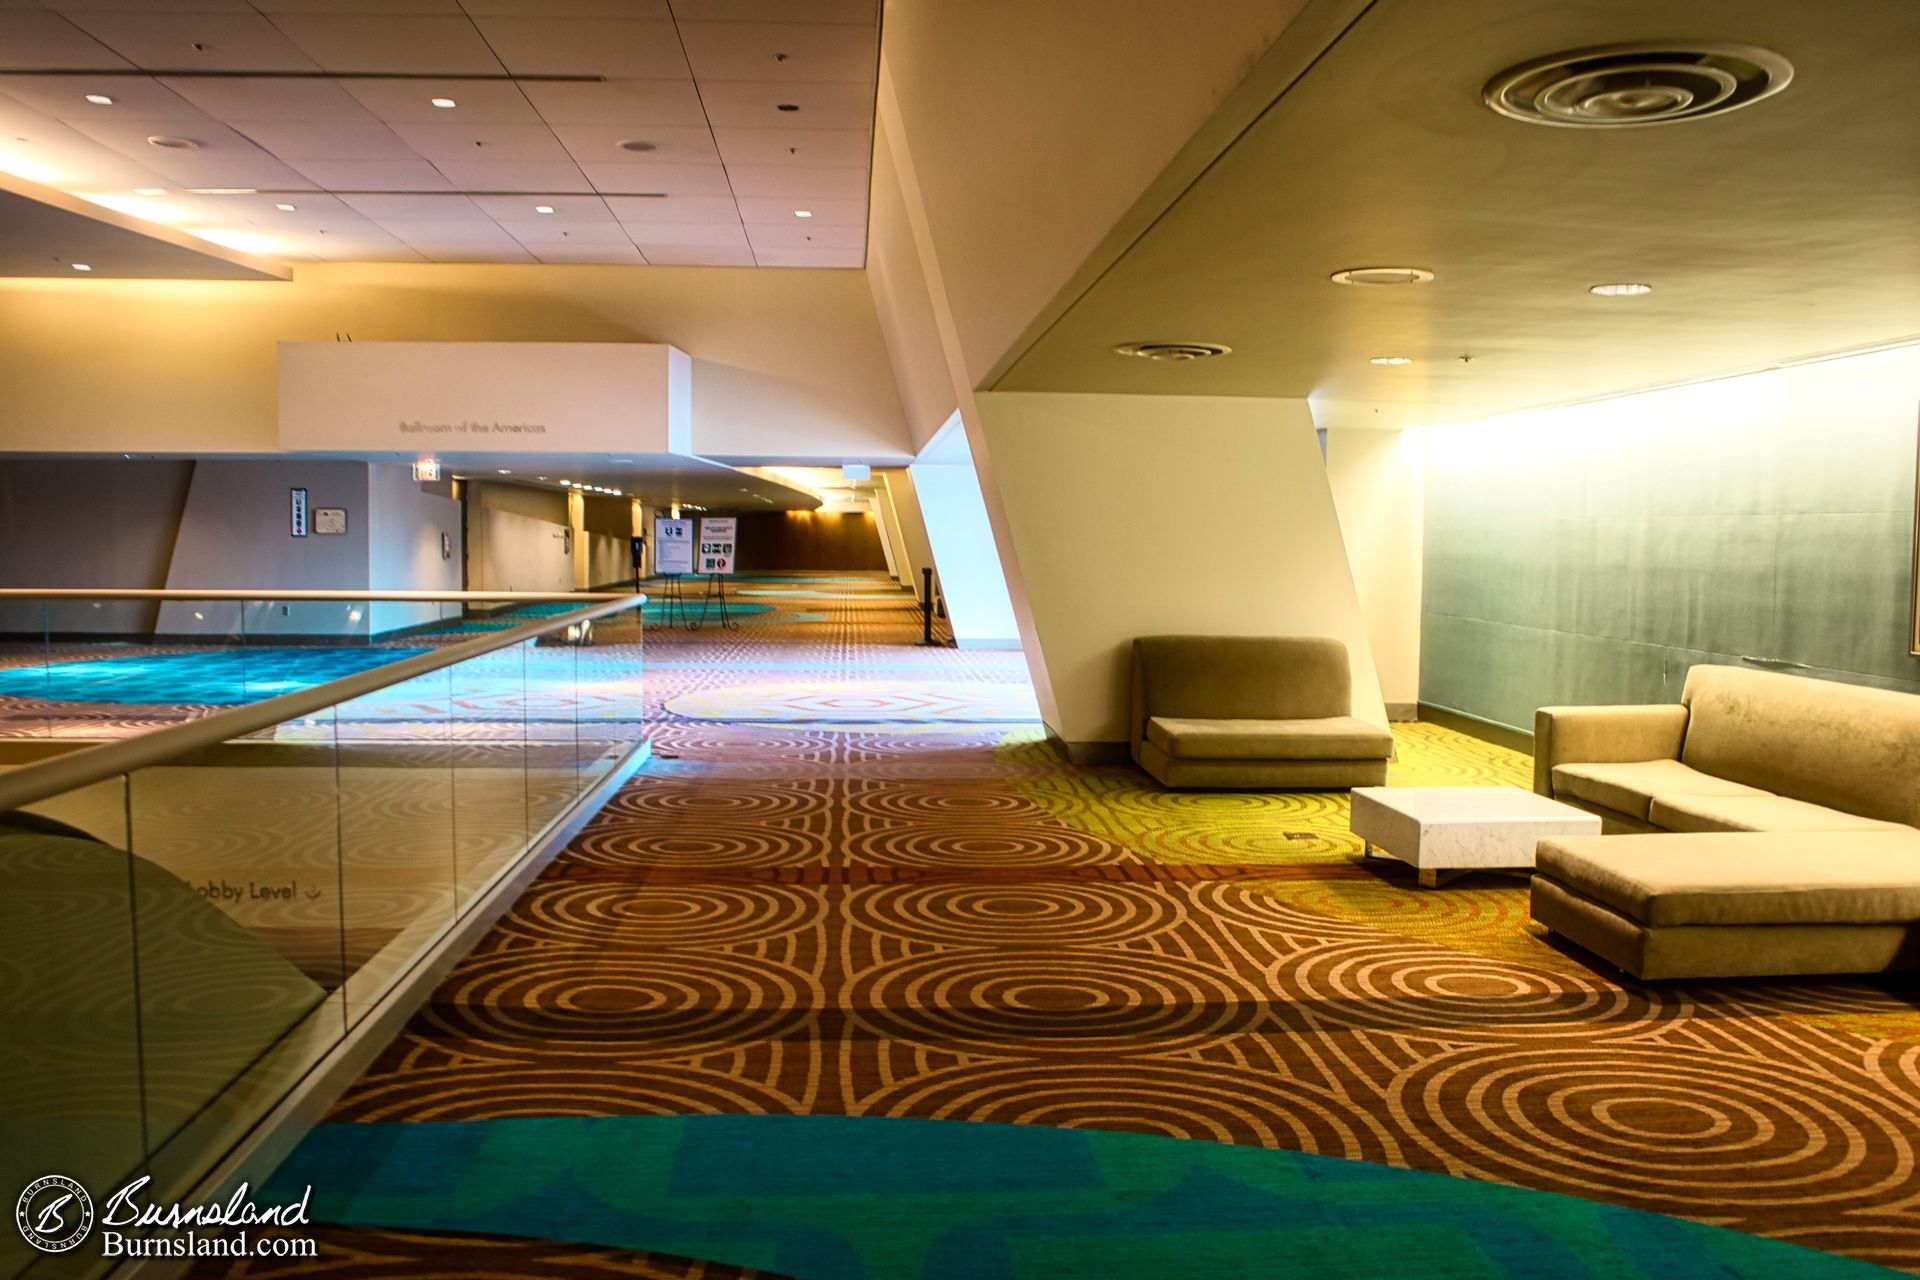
[1484,43,1791,128]
[1113,341,1232,361]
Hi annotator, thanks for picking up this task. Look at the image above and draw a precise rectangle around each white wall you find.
[367,463,462,635]
[973,392,1387,752]
[911,435,1020,649]
[480,507,573,596]
[880,469,935,594]
[1323,429,1424,713]
[0,264,910,463]
[586,531,630,590]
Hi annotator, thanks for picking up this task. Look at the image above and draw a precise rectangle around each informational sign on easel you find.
[654,517,694,574]
[698,516,737,575]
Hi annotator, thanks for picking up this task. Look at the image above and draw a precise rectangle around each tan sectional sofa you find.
[1130,636,1393,790]
[1529,664,1920,979]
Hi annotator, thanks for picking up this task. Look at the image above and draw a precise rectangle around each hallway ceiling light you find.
[534,205,554,214]
[1484,44,1792,128]
[71,262,91,271]
[187,187,254,194]
[1112,341,1232,361]
[84,94,114,106]
[275,202,297,212]
[430,97,457,109]
[1330,266,1433,286]
[1370,355,1414,365]
[794,209,813,218]
[1590,282,1654,296]
[497,468,511,474]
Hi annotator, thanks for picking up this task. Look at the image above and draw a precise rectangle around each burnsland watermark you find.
[15,1173,317,1261]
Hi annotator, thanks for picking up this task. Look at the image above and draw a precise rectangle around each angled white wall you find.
[973,392,1387,755]
[910,421,1019,649]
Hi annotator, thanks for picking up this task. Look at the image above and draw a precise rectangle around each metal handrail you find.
[0,592,647,812]
[0,590,634,602]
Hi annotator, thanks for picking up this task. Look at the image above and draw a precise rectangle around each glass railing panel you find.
[239,597,419,709]
[577,601,646,793]
[450,641,531,911]
[0,777,140,1280]
[523,634,582,834]
[123,701,347,1206]
[0,592,650,1272]
[332,659,457,1028]
[0,598,48,740]
[19,598,246,740]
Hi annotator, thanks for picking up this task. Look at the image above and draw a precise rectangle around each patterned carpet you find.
[189,573,1920,1277]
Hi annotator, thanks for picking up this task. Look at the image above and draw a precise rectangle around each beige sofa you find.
[1129,636,1392,790]
[1529,664,1920,979]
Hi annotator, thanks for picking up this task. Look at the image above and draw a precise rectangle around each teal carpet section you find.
[0,647,429,705]
[270,1115,1893,1279]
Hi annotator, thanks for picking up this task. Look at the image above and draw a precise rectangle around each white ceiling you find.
[991,0,1920,428]
[0,0,878,269]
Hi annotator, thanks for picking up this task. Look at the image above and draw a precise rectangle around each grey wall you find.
[159,460,371,637]
[0,459,194,634]
[1420,348,1920,733]
[0,459,465,638]
[368,463,461,635]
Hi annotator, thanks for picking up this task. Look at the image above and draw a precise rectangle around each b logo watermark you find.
[15,1175,94,1254]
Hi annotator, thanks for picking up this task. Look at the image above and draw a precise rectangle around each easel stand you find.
[695,573,740,632]
[656,574,693,628]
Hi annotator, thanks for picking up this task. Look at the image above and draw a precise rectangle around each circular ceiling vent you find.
[146,134,200,149]
[1484,43,1791,128]
[616,138,657,152]
[1113,341,1231,362]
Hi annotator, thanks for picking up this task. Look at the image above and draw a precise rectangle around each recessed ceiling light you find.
[1370,355,1414,366]
[1589,282,1654,296]
[132,187,164,196]
[84,94,114,106]
[274,202,297,212]
[187,187,254,194]
[71,263,92,271]
[534,204,554,214]
[1330,266,1434,286]
[430,97,457,109]
[794,209,813,218]
[497,468,511,474]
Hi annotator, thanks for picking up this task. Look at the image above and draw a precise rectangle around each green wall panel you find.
[1420,350,1920,734]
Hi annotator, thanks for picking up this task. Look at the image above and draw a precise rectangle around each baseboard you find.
[1417,702,1534,755]
[114,736,653,1280]
[1041,724,1130,765]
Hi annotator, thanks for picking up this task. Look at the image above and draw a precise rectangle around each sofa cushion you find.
[1144,715,1392,761]
[1536,831,1920,927]
[1648,792,1907,835]
[1550,759,1770,821]
[1680,665,1920,828]
[1133,636,1352,723]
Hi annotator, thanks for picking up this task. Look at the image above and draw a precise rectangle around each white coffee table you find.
[1349,786,1602,888]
